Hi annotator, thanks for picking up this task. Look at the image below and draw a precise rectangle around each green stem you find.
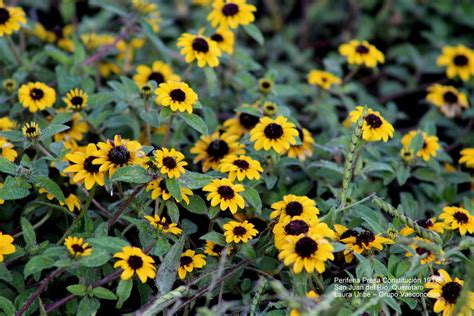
[162,114,174,147]
[13,210,53,239]
[7,36,22,66]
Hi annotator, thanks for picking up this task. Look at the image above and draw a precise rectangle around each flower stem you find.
[162,114,175,147]
[7,36,22,66]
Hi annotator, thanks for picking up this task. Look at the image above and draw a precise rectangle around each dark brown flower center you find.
[415,218,433,228]
[207,139,229,160]
[71,244,85,253]
[70,96,84,107]
[128,255,144,270]
[83,156,100,173]
[453,211,468,224]
[212,244,224,253]
[222,3,239,16]
[0,8,10,25]
[170,89,186,102]
[217,185,235,200]
[233,226,247,236]
[180,255,193,267]
[453,54,468,66]
[192,37,209,53]
[356,44,369,54]
[285,201,303,216]
[356,231,375,246]
[296,128,304,142]
[148,72,165,84]
[284,220,309,235]
[108,145,131,165]
[261,81,271,88]
[263,123,284,139]
[30,88,45,101]
[295,236,318,258]
[443,91,458,104]
[239,113,259,130]
[210,33,224,42]
[365,114,383,128]
[26,127,37,135]
[441,281,462,304]
[233,159,249,170]
[162,156,177,169]
[415,247,430,257]
[340,229,359,240]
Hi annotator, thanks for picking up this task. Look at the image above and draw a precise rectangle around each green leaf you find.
[24,255,55,279]
[0,130,24,142]
[88,237,130,254]
[50,112,73,125]
[67,284,87,296]
[179,113,208,134]
[0,264,13,283]
[110,166,151,184]
[0,157,17,175]
[199,232,225,246]
[408,132,424,153]
[396,165,410,186]
[242,24,264,45]
[0,297,16,315]
[21,217,37,247]
[33,175,66,203]
[166,200,180,223]
[39,124,70,141]
[116,279,133,309]
[178,171,214,189]
[413,167,438,182]
[233,106,261,117]
[241,187,262,213]
[0,176,30,200]
[92,287,117,300]
[204,67,218,95]
[80,248,110,267]
[156,236,185,294]
[182,195,208,215]
[141,21,172,64]
[77,297,100,316]
[166,178,182,201]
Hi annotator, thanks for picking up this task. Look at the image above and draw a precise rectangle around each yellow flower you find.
[146,179,193,204]
[98,61,121,78]
[307,70,342,90]
[153,147,187,179]
[0,231,15,262]
[401,131,440,162]
[64,144,105,190]
[114,246,156,283]
[270,194,319,221]
[219,154,263,181]
[459,148,474,168]
[348,106,394,142]
[250,116,299,154]
[258,78,273,94]
[53,112,88,148]
[208,0,256,29]
[439,206,474,236]
[39,187,81,213]
[341,230,394,263]
[18,82,57,113]
[223,220,258,243]
[133,61,180,87]
[0,116,16,131]
[155,81,198,113]
[2,78,17,93]
[204,241,229,256]
[437,44,474,81]
[405,237,443,265]
[0,1,26,36]
[262,101,278,117]
[425,269,474,316]
[191,132,245,172]
[223,110,261,137]
[286,127,314,161]
[278,233,334,274]
[144,215,182,235]
[131,0,157,14]
[399,218,445,237]
[338,40,384,68]
[273,216,334,249]
[63,88,89,111]
[177,33,221,68]
[64,236,92,257]
[0,137,17,162]
[209,26,235,54]
[22,121,41,139]
[93,135,146,176]
[178,249,206,279]
[203,178,245,214]
[31,23,56,43]
[426,84,469,118]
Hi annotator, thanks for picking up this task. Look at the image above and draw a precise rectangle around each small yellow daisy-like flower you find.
[258,78,273,94]
[219,154,263,181]
[401,131,440,162]
[0,116,16,131]
[0,231,16,262]
[348,106,394,142]
[18,82,56,113]
[425,269,474,316]
[405,237,443,265]
[114,246,156,283]
[144,215,182,235]
[400,146,415,163]
[39,187,81,213]
[338,40,385,68]
[0,1,27,37]
[223,220,258,243]
[155,81,198,114]
[223,110,261,137]
[340,230,394,263]
[209,27,235,54]
[93,135,146,176]
[278,232,334,274]
[53,112,88,149]
[0,137,17,162]
[146,179,193,204]
[202,178,245,214]
[22,122,41,139]
[286,127,315,161]
[177,33,221,68]
[63,88,89,111]
[439,206,474,236]
[2,78,17,94]
[178,249,206,280]
[307,70,342,90]
[191,132,245,172]
[437,44,474,82]
[333,225,360,263]
[399,218,445,237]
[64,236,92,257]
[250,116,299,154]
[154,147,188,179]
[459,148,474,168]
[270,194,319,220]
[64,144,105,190]
[208,0,256,29]
[262,101,278,117]
[133,60,180,87]
[131,0,157,14]
[426,84,469,118]
[204,241,230,256]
